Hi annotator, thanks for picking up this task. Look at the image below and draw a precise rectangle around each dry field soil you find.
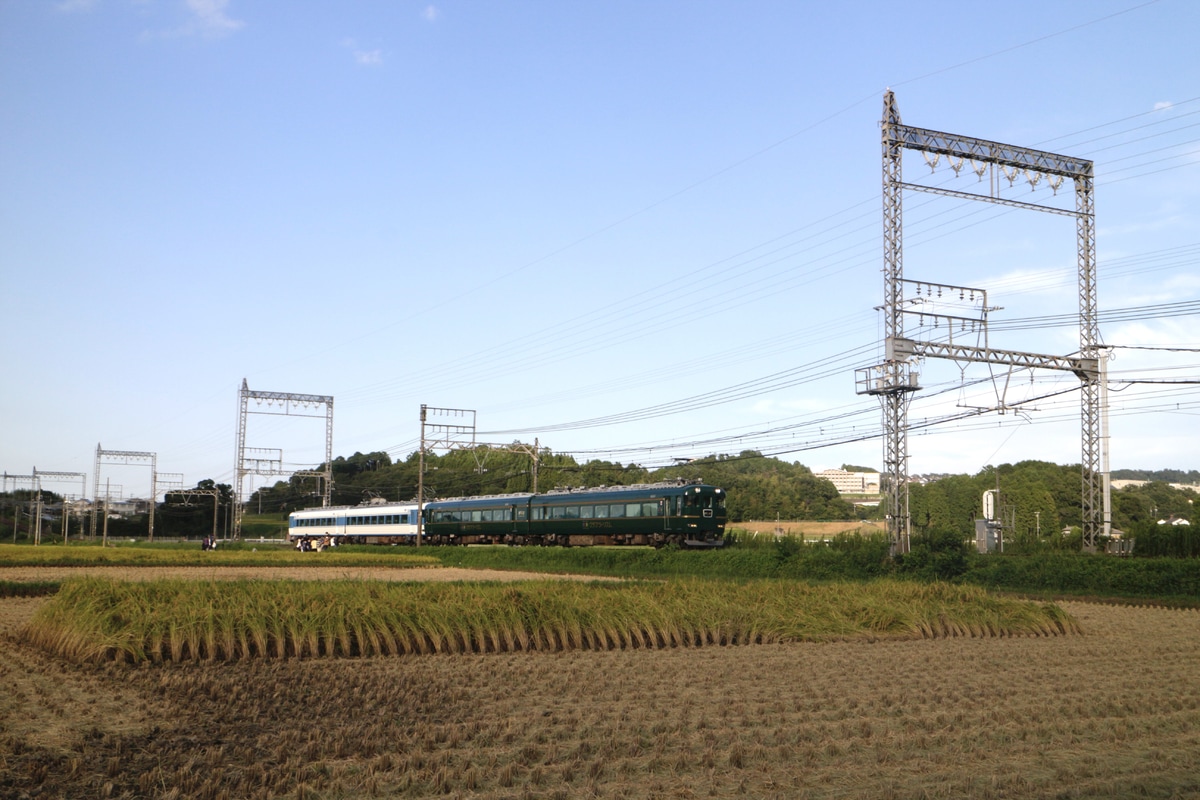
[2,566,1199,799]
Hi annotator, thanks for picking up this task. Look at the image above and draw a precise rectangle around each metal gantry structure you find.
[91,444,158,541]
[416,404,541,545]
[232,379,333,539]
[164,487,221,542]
[32,469,87,544]
[3,472,37,543]
[858,91,1106,555]
[417,405,477,546]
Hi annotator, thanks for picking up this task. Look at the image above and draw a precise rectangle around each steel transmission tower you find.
[232,379,333,539]
[858,91,1106,554]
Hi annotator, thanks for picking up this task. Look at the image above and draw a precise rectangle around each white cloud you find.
[422,5,439,22]
[56,0,99,12]
[184,0,244,36]
[341,37,384,66]
[355,49,383,66]
[141,0,244,39]
[1154,101,1174,112]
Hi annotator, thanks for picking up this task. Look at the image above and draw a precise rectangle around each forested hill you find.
[251,448,861,523]
[249,448,1197,533]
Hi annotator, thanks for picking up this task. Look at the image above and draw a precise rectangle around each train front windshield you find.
[683,488,726,516]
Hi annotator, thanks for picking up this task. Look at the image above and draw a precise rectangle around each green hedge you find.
[961,552,1200,598]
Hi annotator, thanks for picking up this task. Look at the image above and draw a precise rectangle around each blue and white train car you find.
[288,502,419,548]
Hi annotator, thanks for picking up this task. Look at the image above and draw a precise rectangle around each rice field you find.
[2,593,1198,799]
[23,577,1078,664]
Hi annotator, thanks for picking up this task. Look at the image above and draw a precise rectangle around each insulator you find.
[1048,174,1065,195]
[923,152,941,173]
[1000,165,1020,186]
[1025,169,1042,192]
[949,156,965,176]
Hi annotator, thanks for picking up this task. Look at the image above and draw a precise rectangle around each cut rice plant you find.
[23,577,1081,664]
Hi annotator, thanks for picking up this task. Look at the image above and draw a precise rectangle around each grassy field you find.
[1,593,1197,799]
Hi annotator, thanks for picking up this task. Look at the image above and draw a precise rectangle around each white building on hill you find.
[817,469,881,495]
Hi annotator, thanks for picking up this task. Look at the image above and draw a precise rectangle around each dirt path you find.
[0,565,612,583]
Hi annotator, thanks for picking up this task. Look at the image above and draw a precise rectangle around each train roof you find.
[290,501,418,516]
[425,480,722,507]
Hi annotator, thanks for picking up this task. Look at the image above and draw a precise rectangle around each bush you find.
[898,529,971,581]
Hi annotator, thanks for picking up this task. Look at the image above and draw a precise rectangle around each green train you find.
[423,479,727,547]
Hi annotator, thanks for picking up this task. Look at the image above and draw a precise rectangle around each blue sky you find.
[2,0,1198,501]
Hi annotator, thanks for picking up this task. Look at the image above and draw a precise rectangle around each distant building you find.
[817,469,881,495]
[1112,479,1200,492]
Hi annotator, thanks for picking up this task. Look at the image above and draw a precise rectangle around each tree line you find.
[4,449,1194,555]
[910,460,1198,555]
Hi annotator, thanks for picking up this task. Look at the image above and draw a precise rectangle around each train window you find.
[550,506,566,519]
[643,502,659,517]
[500,508,512,521]
[564,506,579,519]
[595,504,609,518]
[516,507,527,521]
[481,509,492,522]
[580,505,594,519]
[625,503,641,518]
[609,504,625,518]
